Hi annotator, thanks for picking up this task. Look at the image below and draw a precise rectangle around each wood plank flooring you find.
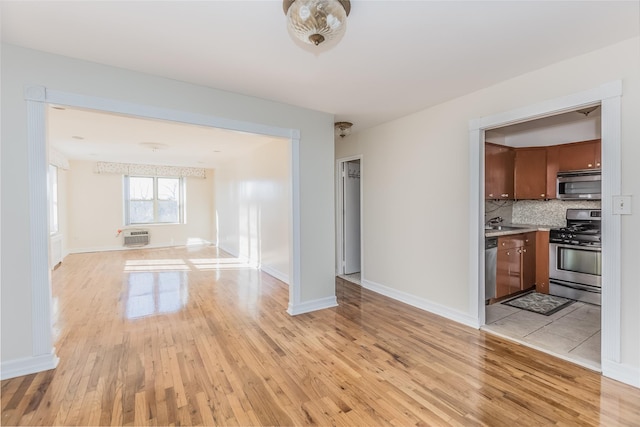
[2,245,639,426]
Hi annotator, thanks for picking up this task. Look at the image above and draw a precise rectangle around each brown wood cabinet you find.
[522,238,536,290]
[545,145,560,199]
[535,230,550,294]
[514,147,547,199]
[485,139,600,201]
[485,143,514,199]
[496,232,536,298]
[558,139,601,171]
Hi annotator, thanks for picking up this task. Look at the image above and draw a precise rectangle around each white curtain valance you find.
[49,149,70,170]
[95,162,206,178]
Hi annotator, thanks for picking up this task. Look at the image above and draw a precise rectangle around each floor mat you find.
[502,292,574,316]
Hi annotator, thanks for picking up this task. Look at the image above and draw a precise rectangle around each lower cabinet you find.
[496,232,536,298]
[535,230,550,294]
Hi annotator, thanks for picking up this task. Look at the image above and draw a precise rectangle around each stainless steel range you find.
[549,208,601,305]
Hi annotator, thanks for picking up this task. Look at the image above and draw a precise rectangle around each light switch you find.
[613,195,632,215]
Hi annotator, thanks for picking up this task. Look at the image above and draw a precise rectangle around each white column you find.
[25,85,56,357]
[600,92,622,364]
[288,132,302,314]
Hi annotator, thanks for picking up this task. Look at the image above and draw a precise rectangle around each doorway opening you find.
[469,81,623,382]
[46,104,292,280]
[336,156,362,285]
[24,87,302,373]
[481,107,603,371]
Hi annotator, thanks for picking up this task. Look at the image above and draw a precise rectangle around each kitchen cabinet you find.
[535,231,550,294]
[485,143,514,199]
[514,147,547,199]
[496,232,536,298]
[497,245,521,298]
[522,236,536,291]
[545,145,560,199]
[485,139,600,201]
[558,139,601,171]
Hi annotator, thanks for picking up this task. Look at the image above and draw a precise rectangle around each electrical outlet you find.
[613,195,632,215]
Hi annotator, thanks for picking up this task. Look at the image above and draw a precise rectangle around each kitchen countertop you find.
[484,224,554,238]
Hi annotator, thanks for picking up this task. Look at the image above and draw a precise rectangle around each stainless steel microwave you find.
[557,169,601,200]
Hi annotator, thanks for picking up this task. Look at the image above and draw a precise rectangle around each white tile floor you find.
[483,300,601,371]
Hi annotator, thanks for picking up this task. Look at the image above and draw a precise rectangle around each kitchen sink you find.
[484,225,522,231]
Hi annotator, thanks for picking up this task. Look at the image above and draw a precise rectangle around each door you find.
[343,160,361,274]
[485,142,515,199]
[514,148,547,199]
[497,247,521,298]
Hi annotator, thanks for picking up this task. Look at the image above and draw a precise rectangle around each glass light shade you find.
[335,121,353,138]
[286,0,348,46]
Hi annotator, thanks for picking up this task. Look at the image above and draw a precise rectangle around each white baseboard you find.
[217,245,240,258]
[288,296,338,316]
[602,359,640,388]
[68,240,213,254]
[260,264,289,285]
[1,350,59,380]
[361,278,479,329]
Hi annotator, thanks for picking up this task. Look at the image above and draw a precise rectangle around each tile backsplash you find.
[485,200,514,224]
[485,199,601,227]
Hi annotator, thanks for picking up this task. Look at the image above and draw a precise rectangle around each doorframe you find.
[23,86,301,373]
[335,155,363,278]
[468,81,626,383]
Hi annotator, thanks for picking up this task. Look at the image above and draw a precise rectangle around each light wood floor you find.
[2,246,639,426]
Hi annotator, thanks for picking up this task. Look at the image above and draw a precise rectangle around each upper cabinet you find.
[485,139,601,200]
[558,139,601,171]
[545,145,560,199]
[514,148,547,200]
[485,142,514,199]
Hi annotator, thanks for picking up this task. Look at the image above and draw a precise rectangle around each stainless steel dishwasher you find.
[485,237,497,300]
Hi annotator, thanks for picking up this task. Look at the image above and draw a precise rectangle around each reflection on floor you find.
[483,300,601,371]
[337,272,361,285]
[125,271,189,319]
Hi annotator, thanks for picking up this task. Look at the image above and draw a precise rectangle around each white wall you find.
[336,38,640,372]
[487,115,600,147]
[65,160,214,252]
[215,139,290,283]
[1,44,335,372]
[58,167,69,258]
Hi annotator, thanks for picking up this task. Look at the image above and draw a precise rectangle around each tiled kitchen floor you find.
[483,300,601,371]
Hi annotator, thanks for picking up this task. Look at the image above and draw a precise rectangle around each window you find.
[48,164,59,234]
[124,176,184,225]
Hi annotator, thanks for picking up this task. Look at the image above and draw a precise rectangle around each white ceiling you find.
[486,107,601,147]
[47,106,283,168]
[2,1,639,167]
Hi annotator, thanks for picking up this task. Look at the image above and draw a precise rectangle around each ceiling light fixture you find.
[576,106,599,117]
[335,121,353,138]
[139,142,168,153]
[283,0,351,46]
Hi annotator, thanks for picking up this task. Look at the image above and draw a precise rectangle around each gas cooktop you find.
[550,208,601,247]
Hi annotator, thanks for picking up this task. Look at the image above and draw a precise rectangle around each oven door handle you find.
[551,243,601,252]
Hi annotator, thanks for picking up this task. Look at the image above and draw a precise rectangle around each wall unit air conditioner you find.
[123,229,150,247]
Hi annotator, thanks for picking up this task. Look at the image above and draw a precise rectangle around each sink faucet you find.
[486,216,504,226]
